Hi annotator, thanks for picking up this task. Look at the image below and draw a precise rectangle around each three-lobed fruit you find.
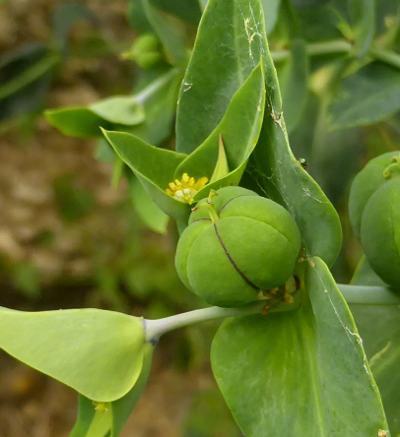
[349,151,400,237]
[349,152,400,289]
[360,177,400,289]
[175,186,301,307]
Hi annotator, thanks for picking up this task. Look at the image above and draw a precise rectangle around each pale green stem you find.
[144,299,299,341]
[270,40,352,62]
[369,47,400,70]
[339,284,400,305]
[270,39,400,71]
[143,284,400,341]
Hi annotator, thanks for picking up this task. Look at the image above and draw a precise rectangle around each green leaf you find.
[176,0,267,153]
[45,96,145,138]
[0,308,146,402]
[0,53,58,102]
[51,2,95,48]
[182,389,241,437]
[70,343,154,437]
[151,0,202,24]
[210,135,229,183]
[278,38,309,133]
[351,255,386,286]
[102,129,190,223]
[175,63,265,199]
[246,5,342,266]
[241,0,342,265]
[127,0,152,33]
[350,256,400,435]
[111,342,153,436]
[131,68,182,145]
[262,0,281,34]
[142,0,188,66]
[130,177,169,234]
[211,257,388,437]
[69,396,111,437]
[349,0,376,57]
[328,63,400,130]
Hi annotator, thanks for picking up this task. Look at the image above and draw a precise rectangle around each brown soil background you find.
[0,1,221,436]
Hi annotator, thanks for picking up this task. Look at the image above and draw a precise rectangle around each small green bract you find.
[175,187,301,307]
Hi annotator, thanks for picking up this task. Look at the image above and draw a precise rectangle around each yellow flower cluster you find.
[165,173,208,204]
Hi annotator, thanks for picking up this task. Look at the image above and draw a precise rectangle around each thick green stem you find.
[144,299,299,341]
[271,40,352,62]
[369,47,400,70]
[338,284,400,305]
[144,284,400,341]
[271,39,400,71]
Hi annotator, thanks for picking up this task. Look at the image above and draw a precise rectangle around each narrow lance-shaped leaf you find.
[176,0,267,153]
[211,257,388,437]
[0,308,146,402]
[130,68,182,145]
[175,62,266,201]
[102,128,190,223]
[349,0,376,57]
[142,0,188,66]
[245,0,342,266]
[278,38,309,133]
[129,176,169,234]
[103,63,265,224]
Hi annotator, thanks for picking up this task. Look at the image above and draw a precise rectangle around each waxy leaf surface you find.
[45,96,145,138]
[0,308,145,402]
[104,64,265,224]
[350,256,400,435]
[349,0,375,57]
[131,68,181,145]
[245,0,342,266]
[70,343,154,437]
[278,38,309,133]
[142,0,188,66]
[103,129,189,222]
[175,63,265,200]
[328,63,400,130]
[129,177,169,234]
[176,0,267,153]
[211,257,388,437]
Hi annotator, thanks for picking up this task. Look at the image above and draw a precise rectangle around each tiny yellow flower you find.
[93,401,109,413]
[165,173,208,204]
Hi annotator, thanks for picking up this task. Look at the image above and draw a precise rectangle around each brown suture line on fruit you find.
[213,223,259,291]
[218,195,254,214]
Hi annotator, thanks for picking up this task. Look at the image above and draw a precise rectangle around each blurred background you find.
[0,0,399,435]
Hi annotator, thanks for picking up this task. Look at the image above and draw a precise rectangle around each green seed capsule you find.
[349,151,400,237]
[175,187,301,307]
[360,178,400,290]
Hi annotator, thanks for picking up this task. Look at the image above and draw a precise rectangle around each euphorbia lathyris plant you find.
[2,1,400,436]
